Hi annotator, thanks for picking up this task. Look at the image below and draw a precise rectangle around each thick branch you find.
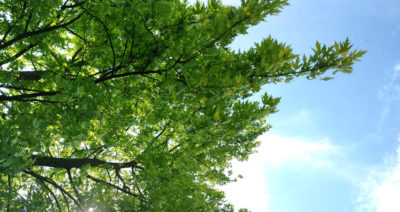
[0,85,42,92]
[17,71,46,81]
[0,70,46,81]
[0,91,60,102]
[31,155,144,170]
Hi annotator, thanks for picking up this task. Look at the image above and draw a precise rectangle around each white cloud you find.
[394,64,400,72]
[257,133,336,167]
[271,109,317,132]
[291,109,313,126]
[356,137,400,212]
[355,63,400,211]
[378,64,400,101]
[222,133,338,212]
[377,63,400,129]
[222,157,269,212]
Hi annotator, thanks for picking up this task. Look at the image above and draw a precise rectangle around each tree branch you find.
[0,91,60,102]
[180,15,250,64]
[249,62,337,79]
[61,1,85,10]
[31,155,144,170]
[94,68,165,83]
[0,1,28,43]
[23,170,82,210]
[80,5,116,71]
[0,43,38,66]
[67,169,81,203]
[0,85,43,92]
[40,180,62,212]
[6,175,11,212]
[94,55,182,83]
[18,71,45,80]
[86,174,139,198]
[0,13,83,50]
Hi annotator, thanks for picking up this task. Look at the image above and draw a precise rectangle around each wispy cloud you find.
[222,133,338,211]
[350,63,400,211]
[256,133,336,167]
[356,136,400,212]
[276,108,313,125]
[377,63,400,129]
[270,109,319,136]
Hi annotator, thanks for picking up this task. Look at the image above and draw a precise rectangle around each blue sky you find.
[212,0,400,211]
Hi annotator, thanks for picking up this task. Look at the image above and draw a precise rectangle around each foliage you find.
[0,0,365,211]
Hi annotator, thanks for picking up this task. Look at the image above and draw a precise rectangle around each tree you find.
[0,0,364,211]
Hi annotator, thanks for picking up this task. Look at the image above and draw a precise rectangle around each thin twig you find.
[87,174,139,198]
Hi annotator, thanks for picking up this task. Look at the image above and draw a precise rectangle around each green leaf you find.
[321,77,334,81]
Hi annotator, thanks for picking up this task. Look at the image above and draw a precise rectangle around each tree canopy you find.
[0,0,365,211]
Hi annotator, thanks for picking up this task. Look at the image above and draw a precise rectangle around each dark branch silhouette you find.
[23,170,82,210]
[0,13,83,50]
[0,91,60,102]
[87,174,139,198]
[31,155,144,170]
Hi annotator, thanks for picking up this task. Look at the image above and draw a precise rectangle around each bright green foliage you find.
[0,0,364,211]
